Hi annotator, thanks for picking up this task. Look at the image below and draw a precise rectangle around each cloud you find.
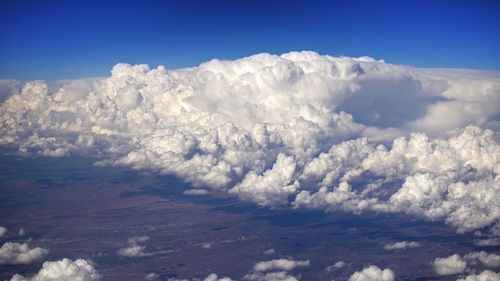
[0,51,499,236]
[456,270,500,281]
[144,273,159,281]
[383,241,420,250]
[117,236,150,258]
[326,261,346,271]
[10,258,101,281]
[433,254,467,275]
[433,251,500,277]
[475,238,500,247]
[348,265,395,281]
[244,258,310,281]
[0,226,6,237]
[263,249,275,255]
[183,189,210,195]
[464,251,500,268]
[203,274,234,281]
[0,242,49,265]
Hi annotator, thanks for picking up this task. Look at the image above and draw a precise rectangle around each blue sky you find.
[1,0,499,81]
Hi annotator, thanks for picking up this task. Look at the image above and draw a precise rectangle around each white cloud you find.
[263,249,275,255]
[456,270,500,281]
[0,242,48,265]
[0,226,6,237]
[326,261,346,271]
[117,245,147,258]
[144,273,159,281]
[0,51,499,236]
[117,236,151,258]
[230,153,300,207]
[244,258,310,281]
[383,241,420,250]
[464,251,500,267]
[183,189,210,195]
[433,254,467,275]
[10,258,101,281]
[203,273,234,281]
[433,251,500,277]
[348,265,395,281]
[251,258,310,272]
[475,238,500,247]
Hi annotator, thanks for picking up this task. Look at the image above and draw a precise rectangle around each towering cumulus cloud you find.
[0,51,499,235]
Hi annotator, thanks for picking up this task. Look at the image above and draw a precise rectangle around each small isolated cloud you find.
[0,226,6,237]
[127,236,149,245]
[117,245,147,258]
[201,243,211,249]
[263,249,275,255]
[433,254,467,275]
[10,258,101,281]
[0,242,49,265]
[183,189,209,195]
[117,236,150,258]
[326,261,346,271]
[203,273,234,281]
[244,258,310,281]
[252,258,310,272]
[144,273,159,281]
[348,265,395,281]
[383,241,420,250]
[456,270,500,281]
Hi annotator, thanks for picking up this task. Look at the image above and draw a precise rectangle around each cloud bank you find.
[0,51,499,235]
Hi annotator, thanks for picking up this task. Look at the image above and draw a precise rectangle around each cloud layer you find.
[0,51,499,236]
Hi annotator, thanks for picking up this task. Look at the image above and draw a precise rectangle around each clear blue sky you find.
[1,0,499,81]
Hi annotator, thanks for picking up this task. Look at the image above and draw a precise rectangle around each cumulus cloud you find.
[475,238,500,247]
[263,249,275,255]
[326,261,346,271]
[117,236,151,258]
[348,265,395,281]
[435,251,500,276]
[456,270,500,281]
[244,258,310,281]
[433,254,467,275]
[0,242,49,265]
[464,251,500,268]
[0,51,499,235]
[383,241,420,250]
[10,258,101,281]
[203,274,234,281]
[251,258,310,272]
[144,273,159,281]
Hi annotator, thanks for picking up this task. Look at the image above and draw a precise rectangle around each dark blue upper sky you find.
[1,0,499,81]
